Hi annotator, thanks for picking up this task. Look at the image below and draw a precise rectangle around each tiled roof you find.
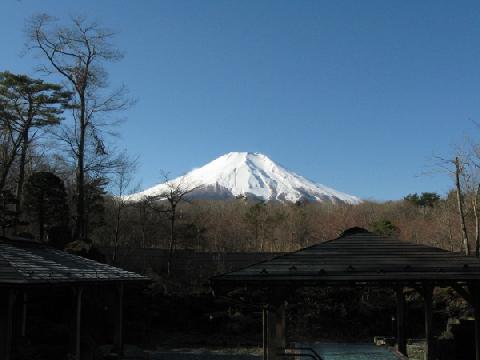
[212,228,480,287]
[0,237,147,285]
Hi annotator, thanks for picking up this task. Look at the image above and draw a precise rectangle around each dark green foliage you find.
[0,71,71,226]
[0,190,17,235]
[47,225,72,250]
[404,192,441,208]
[0,71,71,128]
[404,193,420,205]
[421,192,441,207]
[23,172,69,241]
[64,239,107,263]
[84,178,107,236]
[370,219,399,236]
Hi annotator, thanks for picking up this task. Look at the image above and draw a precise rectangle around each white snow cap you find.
[126,152,361,204]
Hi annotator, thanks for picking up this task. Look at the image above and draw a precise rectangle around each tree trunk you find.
[112,202,122,265]
[0,143,20,191]
[455,157,470,256]
[74,94,86,241]
[15,128,30,228]
[39,198,45,242]
[167,204,176,275]
[474,183,480,257]
[140,204,147,272]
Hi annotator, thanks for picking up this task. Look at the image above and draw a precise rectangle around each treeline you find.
[97,190,477,256]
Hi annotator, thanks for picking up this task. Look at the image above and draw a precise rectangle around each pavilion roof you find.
[211,228,480,288]
[0,236,147,286]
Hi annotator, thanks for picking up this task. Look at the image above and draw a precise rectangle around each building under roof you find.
[211,228,480,360]
[0,236,148,360]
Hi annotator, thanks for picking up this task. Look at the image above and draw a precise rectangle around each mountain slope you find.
[126,152,361,204]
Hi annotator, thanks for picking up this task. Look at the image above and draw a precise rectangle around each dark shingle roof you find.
[0,237,147,285]
[212,229,480,287]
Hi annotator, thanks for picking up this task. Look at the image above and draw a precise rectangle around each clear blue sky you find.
[2,0,480,201]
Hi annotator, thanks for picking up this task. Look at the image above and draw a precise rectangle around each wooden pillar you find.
[75,287,83,360]
[5,289,16,360]
[20,291,27,337]
[262,305,278,360]
[395,286,407,356]
[267,305,277,360]
[275,302,286,350]
[263,306,268,360]
[470,282,480,360]
[114,283,125,357]
[263,301,286,360]
[423,283,434,360]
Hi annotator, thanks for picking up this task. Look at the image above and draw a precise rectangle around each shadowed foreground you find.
[308,343,402,359]
[150,349,259,360]
[149,343,405,360]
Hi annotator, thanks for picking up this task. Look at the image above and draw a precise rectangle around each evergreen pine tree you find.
[23,172,69,242]
[0,72,71,219]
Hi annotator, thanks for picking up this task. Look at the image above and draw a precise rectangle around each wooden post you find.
[395,286,407,356]
[21,291,27,337]
[470,282,480,360]
[114,283,125,357]
[263,300,287,360]
[5,289,16,360]
[267,305,277,360]
[263,306,268,360]
[423,283,434,360]
[275,301,286,350]
[262,304,281,360]
[75,287,83,360]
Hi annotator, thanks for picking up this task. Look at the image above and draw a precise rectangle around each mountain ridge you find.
[126,152,361,204]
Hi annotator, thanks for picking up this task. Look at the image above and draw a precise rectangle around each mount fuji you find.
[126,152,361,204]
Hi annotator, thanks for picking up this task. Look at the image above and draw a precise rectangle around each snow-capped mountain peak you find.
[126,152,361,204]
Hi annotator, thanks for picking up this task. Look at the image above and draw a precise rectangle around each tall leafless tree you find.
[454,156,470,255]
[471,183,480,257]
[435,154,471,255]
[26,14,130,241]
[463,141,480,257]
[147,173,200,275]
[110,153,137,264]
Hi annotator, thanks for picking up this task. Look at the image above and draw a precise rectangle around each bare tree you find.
[244,202,269,251]
[110,153,137,264]
[434,154,471,255]
[26,14,130,241]
[134,196,151,272]
[471,184,480,257]
[147,173,200,275]
[454,156,470,255]
[464,141,480,257]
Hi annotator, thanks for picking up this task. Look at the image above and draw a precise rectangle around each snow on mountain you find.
[126,152,361,204]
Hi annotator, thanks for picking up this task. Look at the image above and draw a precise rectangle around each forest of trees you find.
[2,13,480,269]
[96,190,480,255]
